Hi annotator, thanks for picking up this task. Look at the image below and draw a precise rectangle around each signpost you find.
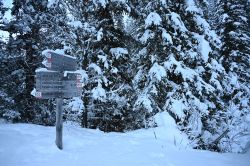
[32,50,82,150]
[43,51,77,71]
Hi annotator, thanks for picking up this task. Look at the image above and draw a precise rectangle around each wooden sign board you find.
[34,91,82,99]
[43,51,77,71]
[36,71,63,92]
[35,70,82,99]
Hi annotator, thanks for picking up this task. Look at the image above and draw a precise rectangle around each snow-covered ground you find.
[0,122,249,166]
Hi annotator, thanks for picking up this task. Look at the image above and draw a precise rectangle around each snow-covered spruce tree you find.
[214,0,250,153]
[0,1,17,121]
[3,0,63,125]
[57,0,94,125]
[0,0,8,56]
[130,0,226,149]
[44,0,72,51]
[175,0,230,151]
[0,0,7,56]
[66,0,138,131]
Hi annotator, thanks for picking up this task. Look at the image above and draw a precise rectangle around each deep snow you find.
[0,122,249,166]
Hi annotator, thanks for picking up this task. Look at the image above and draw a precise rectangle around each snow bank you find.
[0,123,249,166]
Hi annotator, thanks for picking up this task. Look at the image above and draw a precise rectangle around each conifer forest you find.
[0,0,249,155]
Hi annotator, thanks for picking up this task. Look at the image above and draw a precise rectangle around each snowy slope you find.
[0,123,249,166]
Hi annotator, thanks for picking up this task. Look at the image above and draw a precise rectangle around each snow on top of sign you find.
[31,88,37,97]
[64,70,88,82]
[35,68,57,72]
[42,49,77,60]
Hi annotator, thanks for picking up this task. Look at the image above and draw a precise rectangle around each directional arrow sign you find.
[36,70,63,92]
[42,51,77,71]
[34,69,82,99]
[33,91,82,99]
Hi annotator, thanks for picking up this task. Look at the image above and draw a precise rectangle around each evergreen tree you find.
[214,0,250,152]
[129,0,226,150]
[0,0,17,121]
[66,0,138,131]
[2,0,72,125]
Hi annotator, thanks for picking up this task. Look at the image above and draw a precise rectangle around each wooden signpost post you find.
[32,50,82,150]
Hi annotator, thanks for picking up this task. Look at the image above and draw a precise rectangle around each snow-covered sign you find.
[34,69,82,99]
[42,50,77,71]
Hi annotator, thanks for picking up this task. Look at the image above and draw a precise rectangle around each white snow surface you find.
[97,28,103,41]
[0,122,249,166]
[35,68,57,72]
[88,63,102,75]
